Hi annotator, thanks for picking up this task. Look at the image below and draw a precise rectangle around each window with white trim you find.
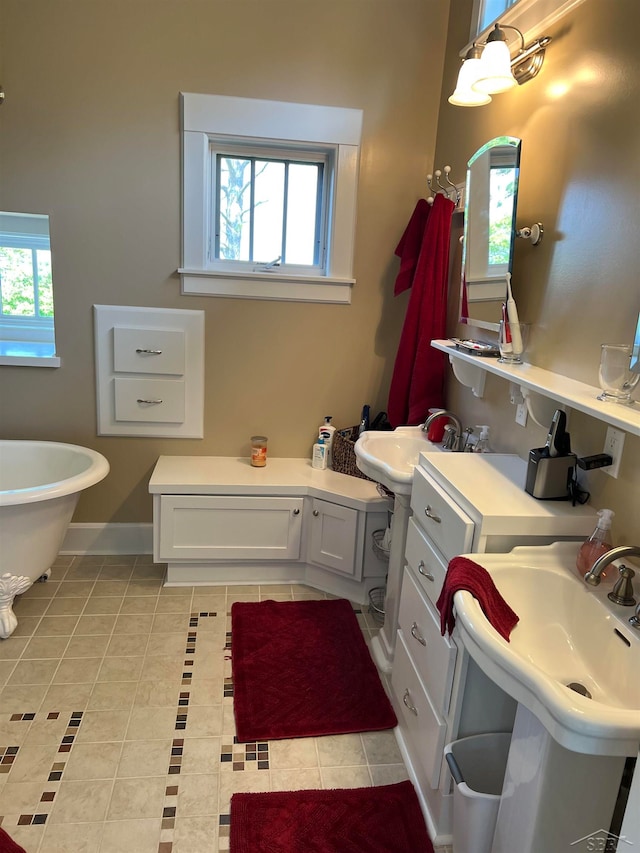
[179,93,363,304]
[469,0,586,46]
[0,212,59,367]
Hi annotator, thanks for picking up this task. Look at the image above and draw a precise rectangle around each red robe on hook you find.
[387,192,455,427]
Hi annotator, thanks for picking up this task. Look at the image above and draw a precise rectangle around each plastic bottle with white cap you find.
[472,425,492,453]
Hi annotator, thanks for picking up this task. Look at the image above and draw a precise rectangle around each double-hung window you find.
[179,93,363,304]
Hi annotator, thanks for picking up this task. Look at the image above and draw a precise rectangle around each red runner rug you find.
[231,598,397,742]
[230,780,434,853]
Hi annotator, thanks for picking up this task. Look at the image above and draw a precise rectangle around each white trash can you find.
[444,732,511,853]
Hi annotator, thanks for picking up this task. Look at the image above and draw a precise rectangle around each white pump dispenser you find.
[473,425,492,453]
[319,416,336,468]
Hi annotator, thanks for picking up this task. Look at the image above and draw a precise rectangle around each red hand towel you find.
[436,556,519,642]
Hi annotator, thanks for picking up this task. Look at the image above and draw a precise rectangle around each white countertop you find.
[419,452,598,536]
[149,456,390,512]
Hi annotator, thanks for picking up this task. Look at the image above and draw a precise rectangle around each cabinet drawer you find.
[113,327,185,375]
[114,377,185,423]
[411,467,474,560]
[391,631,447,790]
[158,495,303,561]
[398,567,457,717]
[405,517,448,607]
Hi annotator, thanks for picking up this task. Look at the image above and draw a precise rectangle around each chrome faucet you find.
[584,545,640,607]
[422,409,463,451]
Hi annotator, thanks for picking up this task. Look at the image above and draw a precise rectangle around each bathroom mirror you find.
[0,211,57,361]
[459,136,521,332]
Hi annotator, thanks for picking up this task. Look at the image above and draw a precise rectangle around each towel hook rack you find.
[427,166,461,206]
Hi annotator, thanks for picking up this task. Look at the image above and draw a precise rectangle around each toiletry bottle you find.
[473,425,492,453]
[358,405,370,436]
[576,509,615,580]
[319,416,336,468]
[312,436,328,470]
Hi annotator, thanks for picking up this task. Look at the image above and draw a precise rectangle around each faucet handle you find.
[630,602,640,629]
[608,563,636,607]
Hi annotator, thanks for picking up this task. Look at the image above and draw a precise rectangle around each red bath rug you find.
[231,598,397,742]
[229,780,435,853]
[0,827,27,853]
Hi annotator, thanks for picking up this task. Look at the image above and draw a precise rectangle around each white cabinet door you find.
[307,498,359,578]
[158,495,303,561]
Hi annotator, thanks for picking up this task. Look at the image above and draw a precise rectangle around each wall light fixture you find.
[449,24,552,108]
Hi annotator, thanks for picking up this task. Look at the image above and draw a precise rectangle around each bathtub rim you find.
[0,440,110,506]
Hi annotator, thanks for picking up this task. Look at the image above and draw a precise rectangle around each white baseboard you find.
[60,523,153,555]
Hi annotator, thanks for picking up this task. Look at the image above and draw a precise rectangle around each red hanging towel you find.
[388,192,455,427]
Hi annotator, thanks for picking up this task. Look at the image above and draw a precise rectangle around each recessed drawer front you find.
[411,467,474,560]
[398,566,457,717]
[158,495,303,561]
[114,377,185,423]
[405,517,449,607]
[113,327,185,375]
[391,631,447,790]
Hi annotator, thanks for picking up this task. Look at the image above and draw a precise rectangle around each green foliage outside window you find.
[0,246,53,317]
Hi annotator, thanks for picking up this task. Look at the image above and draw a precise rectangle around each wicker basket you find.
[331,425,371,480]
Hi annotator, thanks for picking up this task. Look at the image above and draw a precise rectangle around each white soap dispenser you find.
[319,416,336,468]
[473,425,492,453]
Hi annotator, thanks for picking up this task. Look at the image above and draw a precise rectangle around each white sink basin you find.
[354,426,442,494]
[454,541,640,756]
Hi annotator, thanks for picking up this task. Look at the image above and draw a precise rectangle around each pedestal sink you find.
[453,540,640,756]
[354,427,442,672]
[354,426,442,495]
[452,541,639,852]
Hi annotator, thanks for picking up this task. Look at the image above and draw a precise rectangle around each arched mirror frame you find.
[459,136,521,333]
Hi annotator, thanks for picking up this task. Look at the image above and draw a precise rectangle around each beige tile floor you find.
[0,555,451,853]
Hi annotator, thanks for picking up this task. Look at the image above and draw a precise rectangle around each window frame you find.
[210,141,329,275]
[465,0,587,54]
[179,93,363,304]
[0,214,59,367]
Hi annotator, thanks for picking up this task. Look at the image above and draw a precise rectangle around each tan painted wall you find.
[0,0,450,522]
[435,0,639,546]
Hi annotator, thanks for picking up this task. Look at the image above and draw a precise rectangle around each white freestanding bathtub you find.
[0,440,110,638]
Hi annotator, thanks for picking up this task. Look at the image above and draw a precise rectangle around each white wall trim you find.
[60,523,153,555]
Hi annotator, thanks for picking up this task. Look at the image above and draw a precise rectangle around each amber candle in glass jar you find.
[250,435,268,467]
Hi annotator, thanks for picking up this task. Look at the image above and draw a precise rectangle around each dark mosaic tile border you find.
[157,609,219,852]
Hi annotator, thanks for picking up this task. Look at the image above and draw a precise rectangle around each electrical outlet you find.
[602,427,625,478]
[515,402,528,427]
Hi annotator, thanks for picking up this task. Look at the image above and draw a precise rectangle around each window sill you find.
[0,341,61,367]
[178,269,355,304]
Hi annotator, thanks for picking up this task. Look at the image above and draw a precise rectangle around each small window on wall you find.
[475,0,518,35]
[179,93,363,304]
[0,212,59,367]
[212,144,329,276]
[469,0,586,46]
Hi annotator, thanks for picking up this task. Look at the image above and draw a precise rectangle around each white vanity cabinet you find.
[392,452,599,846]
[149,456,389,601]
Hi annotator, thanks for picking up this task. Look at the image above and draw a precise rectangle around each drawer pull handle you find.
[417,560,435,582]
[136,348,163,354]
[424,505,441,523]
[313,510,319,517]
[403,689,418,716]
[293,508,301,515]
[410,622,427,646]
[137,398,163,405]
